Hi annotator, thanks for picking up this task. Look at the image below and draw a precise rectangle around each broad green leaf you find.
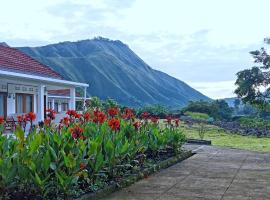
[120,140,129,155]
[34,172,42,186]
[95,153,104,171]
[64,153,76,169]
[42,151,51,171]
[15,127,24,142]
[48,146,57,161]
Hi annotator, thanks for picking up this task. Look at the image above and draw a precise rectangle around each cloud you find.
[188,81,237,99]
[0,0,267,99]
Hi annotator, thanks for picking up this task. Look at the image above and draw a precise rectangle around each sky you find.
[0,0,269,99]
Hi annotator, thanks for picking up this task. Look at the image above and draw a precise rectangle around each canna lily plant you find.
[0,106,185,199]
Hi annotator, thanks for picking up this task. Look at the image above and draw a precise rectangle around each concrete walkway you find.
[102,144,270,200]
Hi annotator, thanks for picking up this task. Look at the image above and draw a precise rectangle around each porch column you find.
[33,94,37,113]
[37,85,45,122]
[51,98,55,110]
[70,87,76,110]
[83,87,87,111]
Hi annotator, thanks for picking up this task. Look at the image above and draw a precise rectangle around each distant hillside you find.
[18,37,210,107]
[223,97,239,107]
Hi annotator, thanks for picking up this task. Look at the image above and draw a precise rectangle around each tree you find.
[234,99,241,111]
[182,100,233,121]
[235,39,270,111]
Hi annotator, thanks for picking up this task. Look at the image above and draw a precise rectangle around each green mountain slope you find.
[18,37,210,107]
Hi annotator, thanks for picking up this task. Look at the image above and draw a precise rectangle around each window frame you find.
[15,93,34,114]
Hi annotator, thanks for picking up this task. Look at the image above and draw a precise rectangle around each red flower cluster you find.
[80,162,87,170]
[44,118,51,126]
[17,115,27,127]
[26,112,36,122]
[141,112,150,119]
[108,107,119,117]
[75,113,81,119]
[17,115,23,123]
[66,110,77,117]
[108,118,121,131]
[93,110,106,124]
[46,109,56,120]
[83,112,91,122]
[165,116,173,125]
[0,117,4,125]
[69,125,84,140]
[150,116,159,124]
[123,108,134,120]
[61,116,70,126]
[174,119,180,127]
[133,121,141,131]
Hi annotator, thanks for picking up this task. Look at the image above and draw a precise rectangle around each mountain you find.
[18,37,210,108]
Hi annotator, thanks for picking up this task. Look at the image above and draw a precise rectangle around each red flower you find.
[80,162,87,170]
[46,109,56,120]
[17,115,23,123]
[75,113,81,119]
[26,112,36,121]
[133,121,141,131]
[123,108,134,120]
[44,118,51,126]
[69,125,84,139]
[174,119,180,127]
[83,112,91,122]
[61,116,70,126]
[93,111,106,124]
[141,112,150,119]
[66,110,77,117]
[108,118,121,131]
[0,117,4,125]
[150,116,159,124]
[108,107,119,117]
[165,116,173,125]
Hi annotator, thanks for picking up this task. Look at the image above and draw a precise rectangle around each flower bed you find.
[0,108,186,199]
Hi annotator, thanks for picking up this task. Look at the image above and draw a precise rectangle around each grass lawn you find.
[181,124,270,153]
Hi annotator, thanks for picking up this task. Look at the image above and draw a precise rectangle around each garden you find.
[0,106,186,199]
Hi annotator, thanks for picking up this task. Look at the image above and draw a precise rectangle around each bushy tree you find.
[235,38,270,111]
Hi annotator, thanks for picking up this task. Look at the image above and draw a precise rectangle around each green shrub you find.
[185,111,210,121]
[239,117,270,129]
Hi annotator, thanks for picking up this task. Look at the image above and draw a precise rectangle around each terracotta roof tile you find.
[0,45,62,79]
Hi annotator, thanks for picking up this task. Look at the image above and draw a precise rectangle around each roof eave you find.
[0,69,89,87]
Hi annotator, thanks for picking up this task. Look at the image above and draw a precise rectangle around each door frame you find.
[0,92,7,118]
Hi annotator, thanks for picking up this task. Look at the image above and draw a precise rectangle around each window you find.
[16,94,23,113]
[61,103,69,112]
[48,101,52,109]
[0,93,6,117]
[25,95,33,113]
[54,102,58,113]
[16,94,33,113]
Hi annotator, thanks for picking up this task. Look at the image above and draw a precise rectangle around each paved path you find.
[102,144,270,200]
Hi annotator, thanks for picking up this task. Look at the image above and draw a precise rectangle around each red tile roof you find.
[0,45,62,79]
[48,89,82,97]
